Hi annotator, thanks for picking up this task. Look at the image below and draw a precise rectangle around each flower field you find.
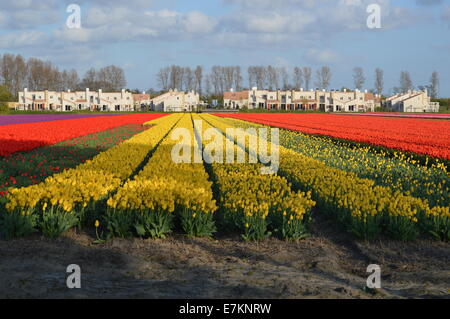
[0,113,448,241]
[217,113,450,160]
[0,124,149,202]
[0,113,166,156]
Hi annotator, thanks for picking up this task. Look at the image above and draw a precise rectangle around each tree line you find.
[0,53,127,98]
[0,52,441,99]
[156,65,440,98]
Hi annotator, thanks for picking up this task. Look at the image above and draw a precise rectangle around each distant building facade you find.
[384,90,440,113]
[132,93,151,110]
[18,88,134,112]
[150,89,200,112]
[223,88,380,112]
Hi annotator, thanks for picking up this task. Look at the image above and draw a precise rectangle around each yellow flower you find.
[95,220,100,228]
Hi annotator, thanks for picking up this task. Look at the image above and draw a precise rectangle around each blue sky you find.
[0,0,449,96]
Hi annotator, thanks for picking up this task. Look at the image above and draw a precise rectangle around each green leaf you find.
[135,224,146,237]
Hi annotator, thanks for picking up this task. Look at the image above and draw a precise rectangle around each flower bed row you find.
[1,114,181,239]
[217,113,450,160]
[105,114,217,238]
[0,124,149,202]
[198,114,315,241]
[0,114,119,127]
[208,115,449,241]
[220,116,449,209]
[0,113,167,156]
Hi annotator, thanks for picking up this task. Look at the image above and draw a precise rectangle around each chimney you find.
[365,89,368,93]
[344,89,347,92]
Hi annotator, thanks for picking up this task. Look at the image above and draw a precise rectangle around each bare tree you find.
[248,66,256,88]
[251,66,267,90]
[315,66,332,90]
[302,67,312,90]
[81,68,98,90]
[353,67,365,90]
[293,67,303,90]
[183,67,194,91]
[169,65,183,91]
[97,65,126,91]
[210,66,223,95]
[400,71,413,93]
[60,69,79,91]
[204,74,212,96]
[194,66,203,94]
[10,55,27,97]
[430,71,439,98]
[279,67,289,90]
[27,58,47,91]
[224,66,235,91]
[156,67,170,90]
[267,66,279,90]
[235,66,243,91]
[375,68,384,96]
[0,54,15,92]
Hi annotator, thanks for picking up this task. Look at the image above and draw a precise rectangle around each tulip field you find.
[0,113,448,242]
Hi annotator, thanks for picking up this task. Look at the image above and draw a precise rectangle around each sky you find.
[0,0,449,96]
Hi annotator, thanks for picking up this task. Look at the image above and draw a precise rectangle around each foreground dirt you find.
[0,216,449,299]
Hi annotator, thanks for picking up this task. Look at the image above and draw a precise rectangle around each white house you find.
[18,88,134,112]
[224,88,380,112]
[150,89,200,112]
[384,90,440,113]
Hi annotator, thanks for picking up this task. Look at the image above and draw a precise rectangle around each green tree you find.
[0,85,14,112]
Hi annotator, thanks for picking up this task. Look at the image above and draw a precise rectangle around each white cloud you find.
[183,11,217,35]
[0,31,47,49]
[304,49,341,64]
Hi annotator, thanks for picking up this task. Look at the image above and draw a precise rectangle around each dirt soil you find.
[0,215,449,299]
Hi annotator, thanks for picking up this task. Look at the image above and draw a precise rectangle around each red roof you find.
[133,94,151,101]
[224,91,248,101]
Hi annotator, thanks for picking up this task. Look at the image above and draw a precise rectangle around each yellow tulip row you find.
[5,114,182,214]
[195,114,315,241]
[205,114,449,241]
[106,114,217,237]
[222,116,448,209]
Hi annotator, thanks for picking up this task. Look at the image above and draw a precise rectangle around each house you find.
[223,88,379,112]
[17,88,134,112]
[132,93,151,110]
[150,89,200,112]
[384,90,440,113]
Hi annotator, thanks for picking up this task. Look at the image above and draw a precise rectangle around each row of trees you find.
[156,65,440,98]
[0,53,441,99]
[0,53,127,98]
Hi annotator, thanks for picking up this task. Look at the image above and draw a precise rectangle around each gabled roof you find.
[132,94,151,101]
[224,91,248,101]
